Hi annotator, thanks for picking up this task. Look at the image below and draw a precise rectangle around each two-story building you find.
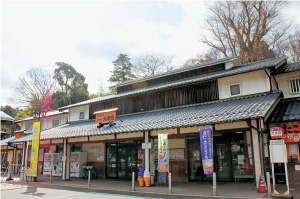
[12,57,294,188]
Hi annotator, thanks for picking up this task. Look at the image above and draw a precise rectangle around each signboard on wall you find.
[270,127,283,139]
[281,122,300,143]
[94,108,118,124]
[88,148,104,161]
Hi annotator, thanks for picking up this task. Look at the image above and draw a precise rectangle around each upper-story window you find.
[289,77,300,94]
[52,119,59,127]
[25,123,32,131]
[230,84,241,96]
[79,112,84,119]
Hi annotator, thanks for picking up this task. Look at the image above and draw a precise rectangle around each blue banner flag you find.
[200,127,214,175]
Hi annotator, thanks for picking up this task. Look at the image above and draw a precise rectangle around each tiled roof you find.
[269,98,300,123]
[0,136,17,146]
[15,109,68,123]
[59,57,286,111]
[14,91,282,142]
[0,111,15,121]
[112,57,241,88]
[274,62,300,74]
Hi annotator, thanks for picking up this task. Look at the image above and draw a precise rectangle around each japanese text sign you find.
[270,127,283,139]
[280,122,300,143]
[28,122,41,177]
[96,111,116,124]
[158,134,168,172]
[200,127,214,175]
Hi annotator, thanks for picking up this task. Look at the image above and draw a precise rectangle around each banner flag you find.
[158,134,168,172]
[200,127,214,175]
[28,121,41,177]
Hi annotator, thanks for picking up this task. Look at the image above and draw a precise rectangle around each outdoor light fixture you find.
[33,108,47,119]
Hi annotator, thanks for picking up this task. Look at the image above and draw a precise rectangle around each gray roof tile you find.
[270,98,300,123]
[13,91,282,142]
[274,62,300,74]
[59,57,285,111]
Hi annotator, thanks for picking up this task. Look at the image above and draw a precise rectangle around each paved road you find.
[0,182,254,199]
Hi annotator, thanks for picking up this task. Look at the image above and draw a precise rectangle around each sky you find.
[1,0,300,108]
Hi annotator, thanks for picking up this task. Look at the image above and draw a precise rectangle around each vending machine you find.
[43,153,51,175]
[43,153,63,176]
[70,152,87,177]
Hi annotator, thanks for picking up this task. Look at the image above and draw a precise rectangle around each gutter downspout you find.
[273,74,279,90]
[265,68,273,91]
[246,118,267,186]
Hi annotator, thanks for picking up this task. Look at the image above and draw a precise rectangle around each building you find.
[1,111,15,139]
[10,57,299,188]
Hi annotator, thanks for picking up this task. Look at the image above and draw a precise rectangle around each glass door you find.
[107,143,117,178]
[187,139,203,181]
[215,143,231,181]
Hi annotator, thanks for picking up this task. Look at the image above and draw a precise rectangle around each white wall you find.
[20,113,68,132]
[275,71,300,99]
[218,70,270,99]
[40,113,68,131]
[69,105,89,122]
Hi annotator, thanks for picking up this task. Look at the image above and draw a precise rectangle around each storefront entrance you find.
[106,141,143,180]
[188,132,246,182]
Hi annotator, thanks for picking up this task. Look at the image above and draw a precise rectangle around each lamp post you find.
[31,107,47,182]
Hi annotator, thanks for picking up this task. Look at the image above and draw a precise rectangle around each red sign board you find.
[270,127,283,139]
[280,121,300,143]
[95,111,116,124]
[15,131,24,138]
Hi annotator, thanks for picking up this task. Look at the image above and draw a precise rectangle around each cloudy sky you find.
[1,1,300,108]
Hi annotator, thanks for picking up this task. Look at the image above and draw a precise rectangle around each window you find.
[230,84,241,96]
[52,119,59,127]
[79,112,84,119]
[25,123,32,131]
[289,77,300,94]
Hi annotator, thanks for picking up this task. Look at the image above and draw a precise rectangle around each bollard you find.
[213,172,217,196]
[132,172,135,191]
[267,172,271,198]
[88,171,91,187]
[168,172,172,194]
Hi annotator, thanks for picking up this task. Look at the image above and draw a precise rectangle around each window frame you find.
[230,83,241,96]
[79,112,84,119]
[289,77,300,94]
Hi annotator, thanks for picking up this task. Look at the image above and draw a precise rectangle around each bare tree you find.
[14,68,57,111]
[133,53,174,77]
[201,1,290,64]
[183,49,222,67]
[278,30,300,62]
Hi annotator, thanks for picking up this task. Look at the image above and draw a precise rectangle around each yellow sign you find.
[28,122,41,177]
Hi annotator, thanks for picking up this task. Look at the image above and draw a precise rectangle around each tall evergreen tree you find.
[53,62,89,108]
[109,54,136,83]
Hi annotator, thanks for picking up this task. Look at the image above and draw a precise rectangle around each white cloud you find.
[1,0,300,107]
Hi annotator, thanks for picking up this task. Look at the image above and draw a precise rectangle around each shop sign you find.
[270,127,283,139]
[199,127,214,175]
[158,134,168,172]
[15,131,24,138]
[281,122,300,143]
[231,144,240,152]
[94,108,118,124]
[295,165,300,171]
[28,122,41,177]
[142,142,151,149]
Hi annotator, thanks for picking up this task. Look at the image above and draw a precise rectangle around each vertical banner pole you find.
[132,172,135,191]
[213,172,217,196]
[168,172,172,193]
[88,171,91,187]
[267,172,271,198]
